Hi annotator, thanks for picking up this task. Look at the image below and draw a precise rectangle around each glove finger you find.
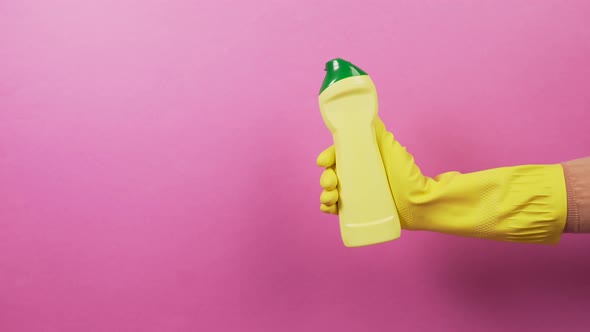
[320,203,338,215]
[320,167,338,190]
[320,188,339,206]
[316,145,335,168]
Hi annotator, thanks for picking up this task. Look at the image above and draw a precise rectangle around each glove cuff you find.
[480,164,568,244]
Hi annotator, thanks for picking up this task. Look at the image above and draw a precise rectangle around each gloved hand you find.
[317,116,568,244]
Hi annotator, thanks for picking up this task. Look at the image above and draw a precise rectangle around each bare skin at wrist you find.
[562,157,590,233]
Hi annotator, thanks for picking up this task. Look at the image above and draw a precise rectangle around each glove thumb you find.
[374,117,429,195]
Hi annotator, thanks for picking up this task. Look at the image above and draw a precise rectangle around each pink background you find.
[1,0,590,331]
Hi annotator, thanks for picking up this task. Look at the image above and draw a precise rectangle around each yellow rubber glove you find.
[317,117,568,244]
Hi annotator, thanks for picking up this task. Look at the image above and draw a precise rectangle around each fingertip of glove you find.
[320,189,339,206]
[320,203,338,215]
[320,168,338,190]
[374,116,387,134]
[316,146,335,167]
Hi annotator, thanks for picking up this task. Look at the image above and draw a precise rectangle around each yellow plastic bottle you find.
[318,58,401,247]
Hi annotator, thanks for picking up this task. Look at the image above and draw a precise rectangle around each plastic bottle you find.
[318,58,401,247]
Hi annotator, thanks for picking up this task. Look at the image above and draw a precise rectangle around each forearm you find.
[562,157,590,233]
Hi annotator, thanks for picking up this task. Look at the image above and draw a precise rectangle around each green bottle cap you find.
[319,58,368,95]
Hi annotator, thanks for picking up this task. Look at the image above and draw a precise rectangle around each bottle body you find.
[319,73,401,247]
